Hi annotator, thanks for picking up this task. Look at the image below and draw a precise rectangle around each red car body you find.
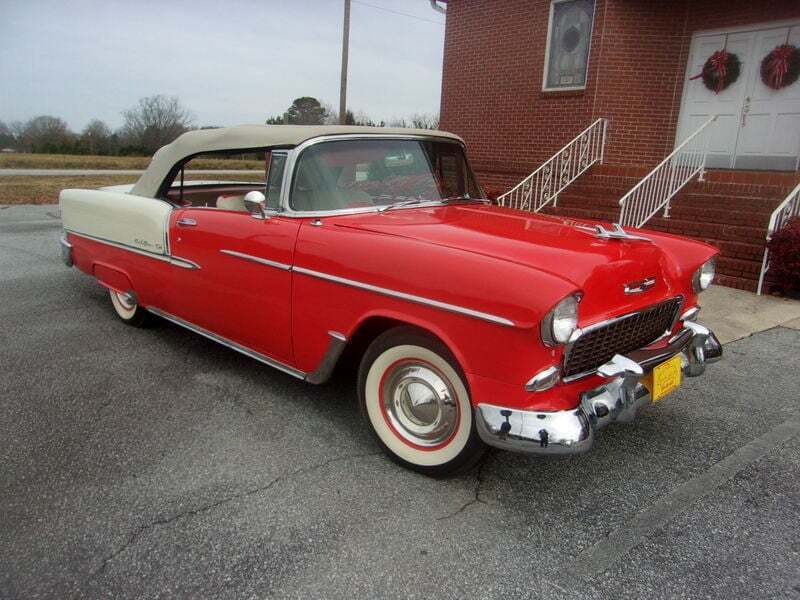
[60,126,722,474]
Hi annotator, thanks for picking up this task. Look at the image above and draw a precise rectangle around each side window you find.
[543,0,594,91]
[162,150,266,209]
[265,153,287,210]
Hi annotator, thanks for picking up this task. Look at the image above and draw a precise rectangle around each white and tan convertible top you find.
[131,124,463,198]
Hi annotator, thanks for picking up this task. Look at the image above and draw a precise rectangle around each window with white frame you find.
[543,0,595,90]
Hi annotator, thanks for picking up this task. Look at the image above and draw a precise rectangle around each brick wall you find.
[440,0,800,191]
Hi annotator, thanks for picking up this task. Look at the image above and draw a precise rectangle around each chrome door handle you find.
[177,217,197,227]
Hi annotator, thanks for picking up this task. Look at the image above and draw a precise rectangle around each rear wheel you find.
[108,289,150,327]
[358,326,486,477]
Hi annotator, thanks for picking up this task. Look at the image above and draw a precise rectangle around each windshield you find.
[290,138,482,212]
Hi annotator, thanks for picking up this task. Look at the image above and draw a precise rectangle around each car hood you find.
[331,204,693,319]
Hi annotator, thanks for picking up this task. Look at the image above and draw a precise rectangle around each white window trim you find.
[541,0,596,92]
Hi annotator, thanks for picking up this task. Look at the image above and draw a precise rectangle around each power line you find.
[351,0,445,26]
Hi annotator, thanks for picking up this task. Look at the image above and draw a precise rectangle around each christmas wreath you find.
[761,44,800,90]
[691,50,741,94]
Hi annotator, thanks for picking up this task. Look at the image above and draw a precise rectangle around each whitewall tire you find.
[358,327,486,477]
[108,289,150,327]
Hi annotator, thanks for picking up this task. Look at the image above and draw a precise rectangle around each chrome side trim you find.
[71,229,512,327]
[219,249,292,271]
[304,331,348,384]
[66,230,200,270]
[293,266,516,327]
[146,307,306,380]
[169,257,201,270]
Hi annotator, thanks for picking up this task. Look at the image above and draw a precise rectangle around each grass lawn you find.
[0,153,263,170]
[0,173,264,205]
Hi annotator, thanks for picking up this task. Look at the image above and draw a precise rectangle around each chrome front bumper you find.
[475,322,722,456]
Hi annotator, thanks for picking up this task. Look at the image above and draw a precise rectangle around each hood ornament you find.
[576,223,652,242]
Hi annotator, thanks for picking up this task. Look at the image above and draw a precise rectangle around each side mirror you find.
[244,190,267,219]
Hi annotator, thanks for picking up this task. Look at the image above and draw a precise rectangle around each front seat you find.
[216,194,247,212]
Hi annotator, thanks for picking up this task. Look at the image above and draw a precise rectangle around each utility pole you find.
[339,0,350,125]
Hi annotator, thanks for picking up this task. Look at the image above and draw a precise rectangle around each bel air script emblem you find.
[624,277,656,294]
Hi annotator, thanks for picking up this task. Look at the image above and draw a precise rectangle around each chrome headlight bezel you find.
[541,294,580,346]
[692,258,716,293]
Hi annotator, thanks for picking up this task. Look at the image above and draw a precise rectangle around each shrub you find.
[766,217,800,294]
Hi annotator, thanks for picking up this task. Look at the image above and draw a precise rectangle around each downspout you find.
[429,0,446,14]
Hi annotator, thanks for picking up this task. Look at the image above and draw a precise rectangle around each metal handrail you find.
[618,115,717,228]
[756,181,800,295]
[497,118,608,213]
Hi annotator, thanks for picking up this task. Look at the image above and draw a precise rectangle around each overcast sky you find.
[0,0,446,131]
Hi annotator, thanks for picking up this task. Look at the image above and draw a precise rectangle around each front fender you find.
[290,221,576,386]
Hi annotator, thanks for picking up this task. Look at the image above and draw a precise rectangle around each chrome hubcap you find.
[116,292,135,310]
[382,362,458,447]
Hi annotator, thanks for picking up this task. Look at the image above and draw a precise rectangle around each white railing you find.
[756,182,800,295]
[497,118,607,212]
[618,115,717,228]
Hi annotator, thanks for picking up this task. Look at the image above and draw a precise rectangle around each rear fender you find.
[92,262,134,296]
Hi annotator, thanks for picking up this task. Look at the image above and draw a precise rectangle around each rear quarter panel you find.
[60,189,171,254]
[60,188,174,310]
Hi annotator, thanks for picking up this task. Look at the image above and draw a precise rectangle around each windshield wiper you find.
[377,198,428,212]
[439,195,490,205]
[377,195,489,213]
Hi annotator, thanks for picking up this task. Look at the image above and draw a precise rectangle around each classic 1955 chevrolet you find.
[60,125,722,476]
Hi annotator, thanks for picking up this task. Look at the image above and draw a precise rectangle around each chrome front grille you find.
[563,297,682,379]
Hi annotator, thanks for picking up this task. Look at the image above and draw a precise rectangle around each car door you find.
[166,153,300,363]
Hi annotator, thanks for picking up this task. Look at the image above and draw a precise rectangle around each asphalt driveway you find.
[2,205,799,599]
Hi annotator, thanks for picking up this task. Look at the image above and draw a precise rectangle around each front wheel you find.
[108,289,151,327]
[358,326,486,477]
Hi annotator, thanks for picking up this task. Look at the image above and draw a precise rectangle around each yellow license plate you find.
[645,354,683,402]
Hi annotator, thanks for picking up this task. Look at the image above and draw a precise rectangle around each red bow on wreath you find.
[691,50,733,94]
[764,45,796,89]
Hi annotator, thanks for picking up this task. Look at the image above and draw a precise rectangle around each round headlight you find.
[693,258,716,292]
[541,295,579,345]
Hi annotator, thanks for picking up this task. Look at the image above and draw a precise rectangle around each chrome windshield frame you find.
[277,134,484,218]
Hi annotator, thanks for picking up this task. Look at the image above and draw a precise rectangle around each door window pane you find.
[545,0,594,89]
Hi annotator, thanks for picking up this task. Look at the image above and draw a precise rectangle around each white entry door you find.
[677,22,800,171]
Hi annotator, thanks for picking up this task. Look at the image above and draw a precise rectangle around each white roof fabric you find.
[130,124,463,198]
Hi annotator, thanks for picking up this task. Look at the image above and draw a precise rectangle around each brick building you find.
[437,1,800,290]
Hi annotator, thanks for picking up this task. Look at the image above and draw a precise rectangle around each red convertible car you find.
[59,125,721,476]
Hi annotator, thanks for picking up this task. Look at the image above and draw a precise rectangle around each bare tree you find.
[19,115,74,152]
[322,102,339,125]
[410,113,440,130]
[81,119,112,155]
[387,117,409,128]
[121,95,194,154]
[387,114,439,130]
[0,120,14,149]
